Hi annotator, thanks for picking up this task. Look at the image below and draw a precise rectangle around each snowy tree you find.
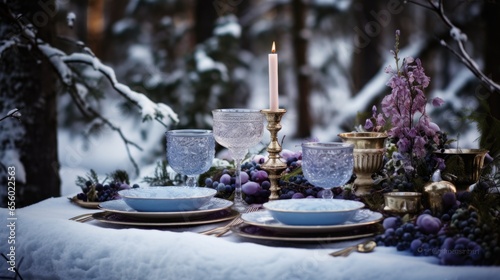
[0,1,177,206]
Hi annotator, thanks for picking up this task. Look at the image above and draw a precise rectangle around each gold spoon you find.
[329,240,376,257]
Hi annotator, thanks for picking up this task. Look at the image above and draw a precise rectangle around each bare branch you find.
[416,0,500,94]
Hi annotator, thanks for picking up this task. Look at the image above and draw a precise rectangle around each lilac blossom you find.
[365,31,446,177]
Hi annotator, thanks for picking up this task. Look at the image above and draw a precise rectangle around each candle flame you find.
[272,41,276,53]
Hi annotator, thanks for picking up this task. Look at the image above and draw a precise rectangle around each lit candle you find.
[268,41,279,111]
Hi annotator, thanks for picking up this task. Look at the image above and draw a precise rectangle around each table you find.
[1,196,499,280]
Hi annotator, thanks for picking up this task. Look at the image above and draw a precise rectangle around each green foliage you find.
[468,99,500,160]
[108,169,130,184]
[142,161,181,186]
[75,169,100,191]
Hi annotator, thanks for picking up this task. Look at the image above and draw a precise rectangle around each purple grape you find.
[242,181,260,195]
[216,183,226,192]
[257,189,271,198]
[417,214,442,234]
[252,170,268,182]
[383,217,400,230]
[410,239,422,253]
[261,181,271,190]
[220,174,231,185]
[205,178,213,187]
[280,149,300,160]
[240,172,249,184]
[252,155,266,164]
[292,193,305,199]
[442,192,456,209]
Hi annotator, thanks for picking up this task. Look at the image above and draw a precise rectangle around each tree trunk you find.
[480,1,500,157]
[350,0,383,94]
[292,0,312,138]
[0,1,60,207]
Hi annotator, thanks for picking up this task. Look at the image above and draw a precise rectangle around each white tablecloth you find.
[1,196,499,280]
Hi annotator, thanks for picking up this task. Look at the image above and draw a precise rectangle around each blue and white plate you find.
[118,187,216,212]
[99,197,232,220]
[241,209,382,234]
[263,199,365,226]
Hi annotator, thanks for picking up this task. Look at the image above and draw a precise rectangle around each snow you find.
[66,12,76,28]
[214,21,242,38]
[62,52,179,124]
[0,149,25,183]
[1,197,499,280]
[194,50,229,81]
[112,18,137,35]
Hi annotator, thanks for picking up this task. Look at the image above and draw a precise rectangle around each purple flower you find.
[435,157,446,170]
[363,30,444,179]
[364,119,374,130]
[432,97,444,107]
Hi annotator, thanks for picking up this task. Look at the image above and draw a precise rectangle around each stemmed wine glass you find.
[212,109,265,212]
[166,129,215,187]
[301,142,354,199]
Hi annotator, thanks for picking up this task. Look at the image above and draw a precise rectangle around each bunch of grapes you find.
[374,173,415,192]
[76,181,138,202]
[375,191,500,265]
[203,158,271,204]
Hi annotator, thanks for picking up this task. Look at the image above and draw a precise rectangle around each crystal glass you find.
[301,142,354,199]
[166,129,215,187]
[212,109,265,212]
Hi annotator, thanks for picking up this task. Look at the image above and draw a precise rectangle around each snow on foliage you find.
[194,50,229,81]
[61,52,178,124]
[214,16,242,38]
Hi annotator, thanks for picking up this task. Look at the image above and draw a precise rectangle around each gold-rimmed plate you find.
[98,198,233,220]
[92,209,239,227]
[231,223,379,243]
[241,209,383,234]
[69,196,100,209]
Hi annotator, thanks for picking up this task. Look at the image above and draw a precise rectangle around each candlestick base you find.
[260,109,287,201]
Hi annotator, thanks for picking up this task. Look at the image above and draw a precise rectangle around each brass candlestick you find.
[260,109,287,200]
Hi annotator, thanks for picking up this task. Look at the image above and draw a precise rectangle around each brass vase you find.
[434,149,488,191]
[338,132,388,196]
[383,192,422,214]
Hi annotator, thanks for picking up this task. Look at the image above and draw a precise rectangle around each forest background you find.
[1,0,499,207]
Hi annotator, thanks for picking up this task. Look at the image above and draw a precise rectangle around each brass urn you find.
[434,149,488,191]
[338,132,388,196]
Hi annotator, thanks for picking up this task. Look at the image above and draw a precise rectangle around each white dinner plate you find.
[92,209,239,227]
[231,223,378,243]
[241,209,382,234]
[98,197,233,220]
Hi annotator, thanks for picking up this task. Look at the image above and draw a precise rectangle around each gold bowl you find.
[434,149,488,190]
[338,132,388,196]
[383,192,422,214]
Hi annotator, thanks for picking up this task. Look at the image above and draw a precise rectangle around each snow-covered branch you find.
[0,108,21,122]
[0,3,180,175]
[409,0,500,94]
[61,53,179,126]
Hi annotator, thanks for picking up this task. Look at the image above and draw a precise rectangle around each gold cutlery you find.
[329,240,376,257]
[200,205,261,237]
[69,213,96,223]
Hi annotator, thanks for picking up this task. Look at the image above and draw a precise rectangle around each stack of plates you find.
[232,199,383,242]
[93,187,236,227]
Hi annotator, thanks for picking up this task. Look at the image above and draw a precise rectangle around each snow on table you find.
[1,197,499,280]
